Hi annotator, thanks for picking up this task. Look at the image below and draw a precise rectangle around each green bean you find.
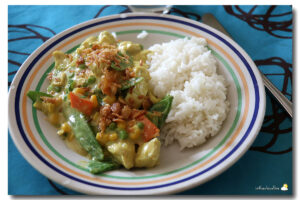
[63,105,104,161]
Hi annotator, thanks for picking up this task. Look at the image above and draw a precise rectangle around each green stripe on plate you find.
[32,30,242,179]
[117,30,185,38]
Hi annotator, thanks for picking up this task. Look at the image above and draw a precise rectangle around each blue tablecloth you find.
[8,5,293,195]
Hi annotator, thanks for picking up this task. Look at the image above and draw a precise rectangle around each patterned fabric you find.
[8,5,292,195]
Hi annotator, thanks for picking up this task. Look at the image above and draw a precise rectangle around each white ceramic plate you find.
[8,13,266,195]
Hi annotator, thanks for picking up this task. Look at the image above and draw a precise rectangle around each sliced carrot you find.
[69,92,94,116]
[137,115,160,142]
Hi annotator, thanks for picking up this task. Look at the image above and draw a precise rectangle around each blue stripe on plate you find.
[14,15,260,191]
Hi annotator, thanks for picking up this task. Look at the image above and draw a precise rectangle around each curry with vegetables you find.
[27,31,173,174]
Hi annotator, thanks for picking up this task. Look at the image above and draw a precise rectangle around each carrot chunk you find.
[70,92,94,116]
[137,115,160,142]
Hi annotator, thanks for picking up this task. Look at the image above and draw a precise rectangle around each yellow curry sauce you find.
[29,31,173,172]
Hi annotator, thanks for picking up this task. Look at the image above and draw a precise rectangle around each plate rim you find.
[8,12,266,195]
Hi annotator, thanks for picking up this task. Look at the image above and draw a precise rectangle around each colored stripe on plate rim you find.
[13,15,261,191]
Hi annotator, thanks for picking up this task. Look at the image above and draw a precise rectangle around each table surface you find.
[8,5,293,195]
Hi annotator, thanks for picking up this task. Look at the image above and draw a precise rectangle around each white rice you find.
[147,37,229,150]
[111,32,117,40]
[137,30,149,39]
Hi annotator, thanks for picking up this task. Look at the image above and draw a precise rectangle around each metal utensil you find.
[202,13,293,118]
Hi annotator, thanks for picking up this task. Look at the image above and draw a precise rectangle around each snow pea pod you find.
[27,91,53,102]
[147,95,173,129]
[64,105,104,161]
[121,77,144,90]
[88,160,120,174]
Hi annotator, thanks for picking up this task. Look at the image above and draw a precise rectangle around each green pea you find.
[118,129,128,140]
[82,82,88,87]
[136,122,144,129]
[87,76,96,84]
[108,122,117,130]
[78,64,87,69]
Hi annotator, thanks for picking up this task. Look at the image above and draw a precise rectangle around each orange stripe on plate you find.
[22,22,249,186]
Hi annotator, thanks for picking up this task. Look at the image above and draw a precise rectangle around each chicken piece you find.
[118,41,142,55]
[79,36,98,49]
[52,51,70,71]
[135,138,161,168]
[106,140,135,169]
[98,31,116,45]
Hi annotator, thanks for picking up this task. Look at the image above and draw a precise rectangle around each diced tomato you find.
[137,115,160,142]
[69,92,94,116]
